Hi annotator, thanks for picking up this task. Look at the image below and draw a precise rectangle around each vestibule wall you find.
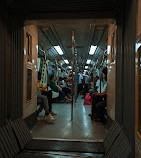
[23,25,38,119]
[116,0,136,157]
[135,0,141,157]
[0,0,24,125]
[107,23,117,120]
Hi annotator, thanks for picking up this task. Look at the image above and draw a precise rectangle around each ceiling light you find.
[64,59,69,64]
[89,45,97,55]
[54,45,64,55]
[85,66,88,69]
[86,59,91,64]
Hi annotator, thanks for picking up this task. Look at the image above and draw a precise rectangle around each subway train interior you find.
[0,0,141,157]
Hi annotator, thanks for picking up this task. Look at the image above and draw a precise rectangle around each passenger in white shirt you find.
[82,72,90,98]
[94,76,100,93]
[78,71,83,94]
[92,67,107,124]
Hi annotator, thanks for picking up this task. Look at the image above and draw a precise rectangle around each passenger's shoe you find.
[50,111,57,116]
[44,114,55,121]
[37,116,41,122]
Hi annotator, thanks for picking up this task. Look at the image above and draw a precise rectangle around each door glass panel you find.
[26,32,32,62]
[138,47,141,134]
[27,69,32,102]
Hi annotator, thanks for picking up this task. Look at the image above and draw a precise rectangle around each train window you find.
[27,69,32,102]
[111,32,115,62]
[26,32,32,62]
[137,45,141,135]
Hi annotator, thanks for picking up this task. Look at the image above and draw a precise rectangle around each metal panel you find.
[19,118,32,141]
[0,132,11,158]
[0,0,24,126]
[0,150,4,158]
[0,127,14,157]
[6,120,20,153]
[115,0,136,156]
[9,118,32,150]
[105,131,132,158]
[9,119,25,149]
[104,121,121,153]
[0,139,8,158]
[0,0,8,126]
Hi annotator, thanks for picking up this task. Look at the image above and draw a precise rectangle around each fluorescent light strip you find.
[89,45,97,55]
[64,59,69,64]
[54,45,64,55]
[86,59,91,64]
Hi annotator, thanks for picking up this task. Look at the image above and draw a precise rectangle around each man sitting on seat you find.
[59,77,71,99]
[92,67,107,124]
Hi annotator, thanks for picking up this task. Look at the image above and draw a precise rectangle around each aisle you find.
[32,96,106,141]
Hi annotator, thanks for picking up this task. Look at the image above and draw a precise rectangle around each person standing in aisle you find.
[82,71,90,99]
[78,71,83,95]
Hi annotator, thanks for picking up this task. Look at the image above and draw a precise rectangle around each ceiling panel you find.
[38,19,108,70]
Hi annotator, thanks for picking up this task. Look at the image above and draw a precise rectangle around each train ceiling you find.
[6,0,121,70]
[7,0,121,22]
[36,19,110,70]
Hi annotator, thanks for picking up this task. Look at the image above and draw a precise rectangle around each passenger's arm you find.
[41,85,48,91]
[98,91,107,97]
[92,91,107,98]
[60,84,65,88]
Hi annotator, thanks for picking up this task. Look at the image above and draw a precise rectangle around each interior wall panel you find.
[116,0,136,157]
[0,0,8,126]
[0,0,24,125]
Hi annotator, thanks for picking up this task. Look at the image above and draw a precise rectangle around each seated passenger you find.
[41,85,57,116]
[37,72,55,121]
[92,67,107,124]
[94,76,100,93]
[59,77,71,99]
[50,74,71,103]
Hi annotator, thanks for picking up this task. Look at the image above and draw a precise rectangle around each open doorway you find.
[23,19,116,143]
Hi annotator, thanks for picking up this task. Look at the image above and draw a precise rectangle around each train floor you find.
[32,95,106,141]
[16,151,104,158]
[27,96,106,157]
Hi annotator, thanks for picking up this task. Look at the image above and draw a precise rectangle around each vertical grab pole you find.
[71,30,75,121]
[55,59,59,81]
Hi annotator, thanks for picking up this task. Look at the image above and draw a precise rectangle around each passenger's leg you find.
[42,91,52,112]
[63,87,72,99]
[37,95,55,121]
[37,97,44,116]
[83,84,88,98]
[47,90,57,116]
[96,101,106,124]
[59,90,71,102]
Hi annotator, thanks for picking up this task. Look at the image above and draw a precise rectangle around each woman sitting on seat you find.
[49,74,71,103]
[37,72,55,121]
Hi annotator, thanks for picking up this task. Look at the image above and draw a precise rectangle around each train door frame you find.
[135,36,141,156]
